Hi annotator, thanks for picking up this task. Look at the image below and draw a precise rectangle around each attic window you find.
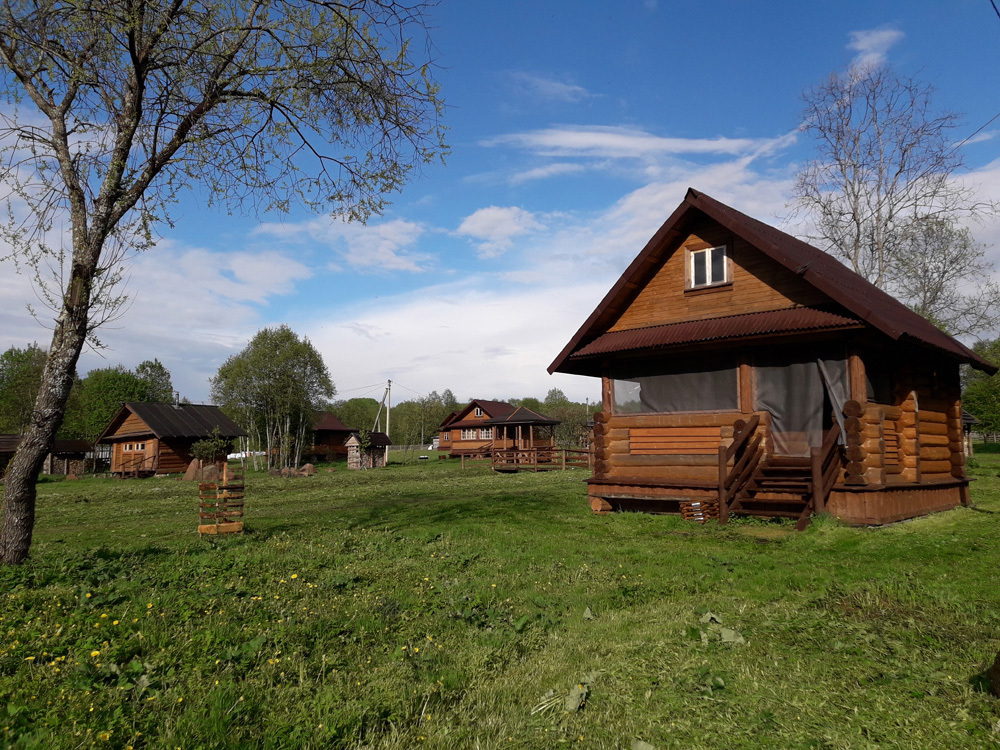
[688,245,729,289]
[474,407,483,417]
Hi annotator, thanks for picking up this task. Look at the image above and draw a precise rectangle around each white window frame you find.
[480,427,493,440]
[474,407,483,417]
[688,245,729,289]
[461,428,477,440]
[124,443,133,452]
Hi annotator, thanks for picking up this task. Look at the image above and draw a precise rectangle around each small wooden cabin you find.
[438,400,559,457]
[345,431,392,470]
[0,435,90,477]
[309,411,356,460]
[549,189,997,527]
[98,402,246,476]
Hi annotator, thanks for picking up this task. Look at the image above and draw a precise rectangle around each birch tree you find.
[210,326,334,471]
[792,63,994,288]
[0,0,444,563]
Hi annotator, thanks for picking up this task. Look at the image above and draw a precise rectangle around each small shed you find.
[550,188,997,527]
[98,402,246,476]
[345,431,392,470]
[0,435,91,477]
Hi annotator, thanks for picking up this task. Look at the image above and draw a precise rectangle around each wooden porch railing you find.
[121,454,158,477]
[486,446,593,472]
[718,414,763,525]
[808,422,842,519]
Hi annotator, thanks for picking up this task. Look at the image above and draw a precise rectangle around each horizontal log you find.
[843,400,864,418]
[950,453,965,467]
[902,456,919,468]
[920,434,949,447]
[861,453,883,469]
[630,427,722,437]
[863,405,881,420]
[917,411,948,425]
[616,454,718,466]
[604,439,629,454]
[884,464,903,474]
[863,425,881,439]
[608,412,747,429]
[919,446,952,461]
[845,461,865,476]
[902,427,917,440]
[863,466,884,484]
[901,468,918,482]
[948,441,964,454]
[898,412,917,427]
[845,417,864,433]
[917,397,959,414]
[917,421,949,436]
[921,460,952,474]
[845,445,865,462]
[863,437,884,453]
[631,448,718,456]
[846,432,864,447]
[607,428,629,442]
[606,465,715,481]
[881,405,903,420]
[593,423,609,437]
[593,411,609,424]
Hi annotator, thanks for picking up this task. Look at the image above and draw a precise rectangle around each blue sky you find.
[3,0,1000,406]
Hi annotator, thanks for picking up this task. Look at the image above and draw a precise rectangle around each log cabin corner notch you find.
[549,188,997,527]
[98,402,246,477]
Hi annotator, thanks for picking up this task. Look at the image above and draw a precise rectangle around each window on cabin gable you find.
[688,245,728,288]
[474,407,483,417]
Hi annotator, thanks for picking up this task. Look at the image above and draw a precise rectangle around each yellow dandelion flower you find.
[98,731,111,741]
[113,620,119,625]
[85,593,91,598]
[291,574,297,579]
[146,603,152,609]
[90,650,100,658]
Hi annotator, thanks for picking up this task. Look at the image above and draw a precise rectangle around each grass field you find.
[1,451,999,749]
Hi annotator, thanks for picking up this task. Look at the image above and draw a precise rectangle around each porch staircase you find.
[720,421,841,530]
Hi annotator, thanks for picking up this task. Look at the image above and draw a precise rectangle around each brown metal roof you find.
[549,188,997,375]
[314,411,353,432]
[571,307,863,359]
[98,402,246,443]
[485,405,559,426]
[0,435,91,454]
[442,401,559,429]
[345,431,392,447]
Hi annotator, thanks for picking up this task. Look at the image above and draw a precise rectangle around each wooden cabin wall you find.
[609,224,829,332]
[157,439,193,473]
[592,410,747,484]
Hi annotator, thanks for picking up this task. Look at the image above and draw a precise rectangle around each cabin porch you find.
[588,400,969,527]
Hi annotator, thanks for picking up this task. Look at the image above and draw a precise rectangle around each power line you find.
[992,0,1000,22]
[954,110,1000,151]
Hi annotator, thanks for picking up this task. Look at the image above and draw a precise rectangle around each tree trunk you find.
[1,255,93,564]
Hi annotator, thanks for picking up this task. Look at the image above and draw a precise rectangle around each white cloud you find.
[508,162,587,185]
[484,125,775,159]
[456,206,543,258]
[847,28,904,67]
[257,217,431,273]
[507,72,594,104]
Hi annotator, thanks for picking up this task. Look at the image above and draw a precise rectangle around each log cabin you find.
[438,400,559,457]
[98,402,246,477]
[0,435,91,477]
[549,189,997,527]
[308,411,356,461]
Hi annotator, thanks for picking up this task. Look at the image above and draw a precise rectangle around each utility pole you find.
[385,380,392,466]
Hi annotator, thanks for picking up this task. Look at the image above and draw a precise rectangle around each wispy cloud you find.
[847,28,904,67]
[484,125,775,159]
[508,162,587,185]
[456,206,543,258]
[257,217,432,273]
[506,72,594,104]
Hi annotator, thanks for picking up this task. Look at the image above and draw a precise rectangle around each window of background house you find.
[474,407,483,417]
[689,245,728,288]
[461,428,476,440]
[480,427,493,440]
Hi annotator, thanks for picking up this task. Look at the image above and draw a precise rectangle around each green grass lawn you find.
[2,451,999,749]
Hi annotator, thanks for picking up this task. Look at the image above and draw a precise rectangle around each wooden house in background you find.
[345,431,392,469]
[308,411,356,461]
[549,189,996,527]
[438,400,559,457]
[98,402,245,476]
[0,435,91,477]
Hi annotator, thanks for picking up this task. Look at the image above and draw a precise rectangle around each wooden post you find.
[602,376,614,414]
[810,446,824,514]
[461,453,465,470]
[561,450,566,470]
[848,351,866,403]
[738,359,753,414]
[717,444,728,525]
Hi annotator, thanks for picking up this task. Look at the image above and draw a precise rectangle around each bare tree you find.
[886,217,1000,337]
[0,0,445,564]
[792,63,994,288]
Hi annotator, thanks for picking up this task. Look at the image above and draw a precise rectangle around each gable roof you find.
[314,411,353,432]
[344,431,392,448]
[98,403,246,443]
[487,405,559,426]
[549,188,997,375]
[439,399,517,429]
[0,435,92,454]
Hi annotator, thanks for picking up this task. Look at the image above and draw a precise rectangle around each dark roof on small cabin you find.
[549,188,998,376]
[97,402,246,443]
[345,431,392,448]
[314,412,353,432]
[486,405,559,426]
[0,435,92,455]
[962,410,980,426]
